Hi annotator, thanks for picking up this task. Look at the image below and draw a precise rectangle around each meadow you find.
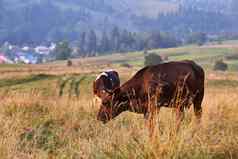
[0,44,238,159]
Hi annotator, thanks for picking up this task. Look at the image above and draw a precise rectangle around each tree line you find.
[156,6,238,35]
[54,27,181,60]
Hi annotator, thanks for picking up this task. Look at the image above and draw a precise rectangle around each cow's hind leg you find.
[193,89,204,123]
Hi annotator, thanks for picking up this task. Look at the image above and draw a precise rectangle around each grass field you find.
[0,44,238,158]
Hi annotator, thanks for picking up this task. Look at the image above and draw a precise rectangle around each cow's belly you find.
[156,90,194,109]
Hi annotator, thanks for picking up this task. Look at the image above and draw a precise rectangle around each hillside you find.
[0,0,238,43]
[3,0,177,18]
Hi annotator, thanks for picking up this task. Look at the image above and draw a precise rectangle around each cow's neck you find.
[119,79,147,115]
[120,77,142,93]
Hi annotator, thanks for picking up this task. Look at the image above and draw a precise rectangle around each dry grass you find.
[0,65,237,159]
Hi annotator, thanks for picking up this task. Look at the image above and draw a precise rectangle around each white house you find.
[35,46,51,55]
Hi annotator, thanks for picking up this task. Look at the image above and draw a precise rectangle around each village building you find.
[0,53,13,64]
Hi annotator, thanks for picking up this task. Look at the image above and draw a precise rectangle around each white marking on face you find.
[96,72,108,81]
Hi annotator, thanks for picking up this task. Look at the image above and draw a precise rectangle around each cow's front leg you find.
[144,107,160,119]
[147,106,160,138]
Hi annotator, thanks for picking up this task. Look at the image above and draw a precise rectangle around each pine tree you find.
[110,26,120,52]
[127,32,136,50]
[79,31,86,56]
[147,32,162,49]
[100,31,110,54]
[120,29,131,52]
[55,41,72,60]
[87,29,97,56]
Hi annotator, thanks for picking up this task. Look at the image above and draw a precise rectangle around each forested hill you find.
[0,0,238,44]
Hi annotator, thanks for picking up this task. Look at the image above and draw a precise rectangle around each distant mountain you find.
[0,0,237,44]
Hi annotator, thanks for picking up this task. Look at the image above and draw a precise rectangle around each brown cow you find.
[93,70,120,100]
[97,60,204,127]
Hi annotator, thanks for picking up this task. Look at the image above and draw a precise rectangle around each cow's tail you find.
[191,62,204,82]
[183,60,205,82]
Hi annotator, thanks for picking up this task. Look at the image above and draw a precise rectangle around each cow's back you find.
[120,61,204,100]
[140,61,204,106]
[145,61,203,87]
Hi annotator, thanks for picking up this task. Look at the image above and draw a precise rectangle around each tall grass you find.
[0,71,237,159]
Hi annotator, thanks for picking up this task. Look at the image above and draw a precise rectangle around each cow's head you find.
[93,76,112,99]
[97,88,129,123]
